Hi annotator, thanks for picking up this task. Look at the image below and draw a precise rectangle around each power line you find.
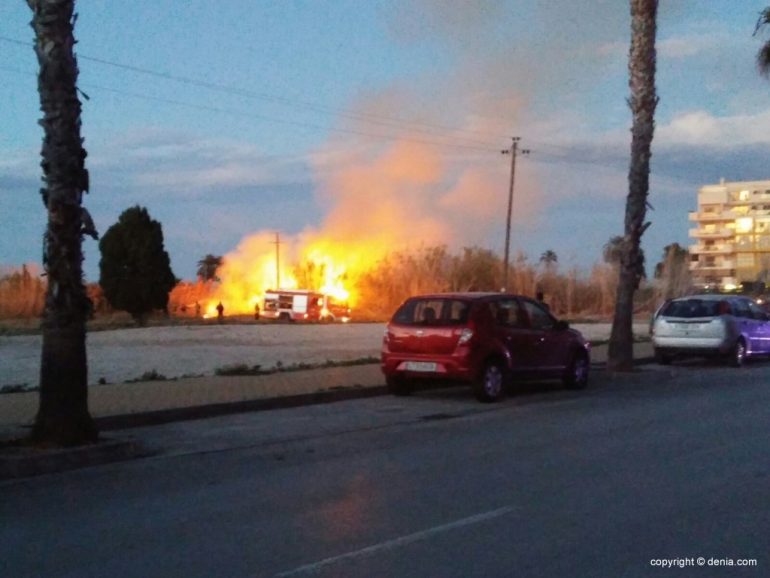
[527,140,587,155]
[2,62,625,168]
[0,65,500,153]
[528,149,627,171]
[0,35,509,145]
[272,232,281,289]
[3,37,631,165]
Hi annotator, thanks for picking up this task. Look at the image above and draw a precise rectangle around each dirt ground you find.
[0,322,649,390]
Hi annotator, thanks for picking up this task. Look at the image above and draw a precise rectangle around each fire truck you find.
[262,289,351,322]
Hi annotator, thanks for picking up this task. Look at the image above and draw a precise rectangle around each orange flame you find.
[199,232,374,317]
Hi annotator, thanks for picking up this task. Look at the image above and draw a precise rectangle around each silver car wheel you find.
[733,339,746,367]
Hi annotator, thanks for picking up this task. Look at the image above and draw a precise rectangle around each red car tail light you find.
[458,327,474,345]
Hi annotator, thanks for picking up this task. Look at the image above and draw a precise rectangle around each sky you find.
[3,0,770,282]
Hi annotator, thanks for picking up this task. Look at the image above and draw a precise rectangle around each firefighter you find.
[216,301,224,322]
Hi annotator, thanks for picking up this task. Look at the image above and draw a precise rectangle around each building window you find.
[736,217,754,233]
[757,236,770,250]
[736,235,753,249]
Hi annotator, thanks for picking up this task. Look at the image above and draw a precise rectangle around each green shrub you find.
[215,364,265,376]
[126,369,167,383]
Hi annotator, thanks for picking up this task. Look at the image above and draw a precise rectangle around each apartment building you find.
[689,179,770,291]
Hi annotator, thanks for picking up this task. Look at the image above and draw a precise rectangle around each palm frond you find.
[754,8,770,35]
[760,42,770,76]
[754,8,770,75]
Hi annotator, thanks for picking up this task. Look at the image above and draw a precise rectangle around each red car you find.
[381,292,591,402]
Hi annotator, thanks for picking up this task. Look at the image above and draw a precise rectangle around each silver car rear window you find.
[660,299,725,318]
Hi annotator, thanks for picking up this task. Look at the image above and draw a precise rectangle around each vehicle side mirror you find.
[555,320,570,331]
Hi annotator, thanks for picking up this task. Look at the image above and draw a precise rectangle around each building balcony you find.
[727,192,770,205]
[691,277,739,291]
[688,210,736,222]
[689,227,733,239]
[689,261,736,272]
[689,243,734,255]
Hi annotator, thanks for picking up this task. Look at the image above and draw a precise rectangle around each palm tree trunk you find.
[28,0,97,445]
[608,0,658,371]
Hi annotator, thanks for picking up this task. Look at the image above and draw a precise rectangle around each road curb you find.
[95,358,657,430]
[591,356,656,369]
[0,438,149,481]
[96,384,388,431]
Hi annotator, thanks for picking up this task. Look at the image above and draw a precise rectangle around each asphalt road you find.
[2,362,768,577]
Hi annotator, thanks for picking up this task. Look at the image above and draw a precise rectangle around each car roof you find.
[405,292,524,300]
[670,294,746,302]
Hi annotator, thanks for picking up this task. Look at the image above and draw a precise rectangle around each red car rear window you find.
[392,298,471,326]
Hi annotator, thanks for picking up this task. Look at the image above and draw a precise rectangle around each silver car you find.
[651,294,770,367]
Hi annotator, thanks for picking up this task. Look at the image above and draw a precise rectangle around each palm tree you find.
[604,235,646,274]
[755,8,770,73]
[28,0,98,445]
[653,243,686,279]
[197,254,224,282]
[537,250,559,306]
[602,236,624,266]
[539,250,558,268]
[654,243,691,301]
[608,0,658,372]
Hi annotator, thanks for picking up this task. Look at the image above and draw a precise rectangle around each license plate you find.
[673,323,704,334]
[404,361,437,372]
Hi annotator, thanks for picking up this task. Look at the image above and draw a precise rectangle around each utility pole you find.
[501,137,529,291]
[272,232,281,289]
